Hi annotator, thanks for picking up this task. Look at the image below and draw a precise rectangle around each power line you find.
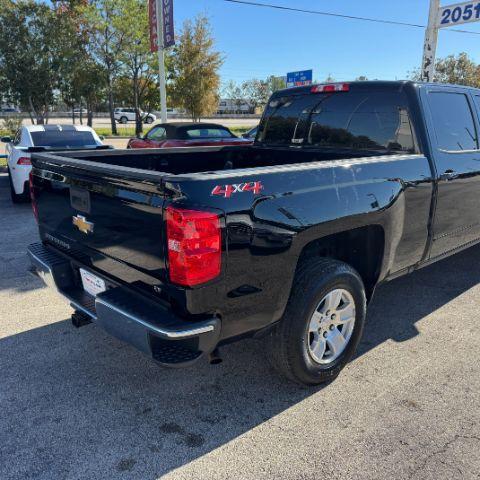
[224,0,480,35]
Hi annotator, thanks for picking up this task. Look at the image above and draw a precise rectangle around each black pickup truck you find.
[28,81,480,385]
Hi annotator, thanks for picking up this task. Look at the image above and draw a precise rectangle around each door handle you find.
[439,169,458,181]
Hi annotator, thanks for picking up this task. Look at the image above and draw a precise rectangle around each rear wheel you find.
[266,258,366,385]
[8,168,29,203]
[146,116,154,124]
[119,116,128,124]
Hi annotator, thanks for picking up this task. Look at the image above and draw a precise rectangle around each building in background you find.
[217,98,254,114]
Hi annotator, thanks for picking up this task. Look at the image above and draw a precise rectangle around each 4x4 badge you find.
[211,181,263,198]
[72,215,94,234]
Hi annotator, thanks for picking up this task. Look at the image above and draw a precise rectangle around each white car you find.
[114,108,156,124]
[1,125,103,203]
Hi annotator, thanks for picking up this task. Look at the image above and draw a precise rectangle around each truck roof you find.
[272,80,480,98]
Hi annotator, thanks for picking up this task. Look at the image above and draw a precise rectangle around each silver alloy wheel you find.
[307,288,356,364]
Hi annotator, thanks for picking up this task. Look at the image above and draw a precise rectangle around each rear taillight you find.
[17,157,31,165]
[29,171,38,222]
[166,206,221,287]
[311,83,350,93]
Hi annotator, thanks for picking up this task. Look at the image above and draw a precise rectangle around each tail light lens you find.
[29,171,38,222]
[166,206,221,286]
[17,157,31,165]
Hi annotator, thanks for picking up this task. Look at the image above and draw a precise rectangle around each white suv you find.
[114,108,156,124]
[1,125,103,203]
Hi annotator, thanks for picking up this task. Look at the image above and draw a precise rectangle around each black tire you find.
[119,116,128,124]
[146,116,154,124]
[8,168,29,203]
[266,258,366,385]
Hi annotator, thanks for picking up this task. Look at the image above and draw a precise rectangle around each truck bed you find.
[35,144,399,176]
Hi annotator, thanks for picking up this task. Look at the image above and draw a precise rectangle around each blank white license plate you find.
[80,268,106,297]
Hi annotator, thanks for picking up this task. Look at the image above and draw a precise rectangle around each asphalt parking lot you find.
[0,171,479,480]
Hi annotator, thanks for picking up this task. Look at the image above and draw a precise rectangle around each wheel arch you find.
[295,224,385,301]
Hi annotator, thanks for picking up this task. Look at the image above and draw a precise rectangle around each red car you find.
[127,122,253,149]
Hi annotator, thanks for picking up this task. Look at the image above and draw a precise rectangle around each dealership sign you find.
[422,0,480,82]
[438,1,480,27]
[149,0,175,52]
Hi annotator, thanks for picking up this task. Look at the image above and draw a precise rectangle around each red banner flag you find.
[148,0,159,52]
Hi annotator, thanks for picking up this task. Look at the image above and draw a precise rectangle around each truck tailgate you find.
[31,155,167,284]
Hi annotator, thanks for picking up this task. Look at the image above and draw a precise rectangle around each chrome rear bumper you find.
[28,242,221,365]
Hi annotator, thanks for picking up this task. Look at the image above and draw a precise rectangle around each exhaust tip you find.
[208,348,222,365]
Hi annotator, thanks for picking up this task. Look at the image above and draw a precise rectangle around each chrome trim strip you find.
[95,297,215,339]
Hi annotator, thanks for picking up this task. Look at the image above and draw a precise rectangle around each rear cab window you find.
[257,85,417,154]
[31,130,97,148]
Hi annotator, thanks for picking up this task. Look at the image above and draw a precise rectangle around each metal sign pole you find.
[156,0,168,123]
[422,0,441,82]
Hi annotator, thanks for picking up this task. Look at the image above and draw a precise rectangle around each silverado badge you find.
[72,215,94,234]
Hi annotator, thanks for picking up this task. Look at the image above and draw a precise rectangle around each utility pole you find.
[155,0,168,123]
[421,0,441,82]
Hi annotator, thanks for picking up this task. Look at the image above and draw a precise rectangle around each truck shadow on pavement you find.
[1,243,480,479]
[0,174,43,295]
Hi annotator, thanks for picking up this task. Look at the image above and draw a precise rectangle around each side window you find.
[427,91,478,151]
[474,95,480,117]
[146,127,166,141]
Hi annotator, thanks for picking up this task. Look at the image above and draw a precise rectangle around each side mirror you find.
[1,136,12,143]
[98,135,105,141]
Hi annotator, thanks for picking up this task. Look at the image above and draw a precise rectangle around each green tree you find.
[266,75,286,93]
[241,79,270,112]
[75,59,107,126]
[0,0,70,123]
[435,52,479,87]
[238,76,285,113]
[223,80,245,113]
[410,52,479,86]
[114,75,160,115]
[168,15,223,121]
[80,0,129,134]
[116,0,158,135]
[54,1,106,126]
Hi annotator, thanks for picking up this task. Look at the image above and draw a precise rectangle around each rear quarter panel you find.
[171,154,433,339]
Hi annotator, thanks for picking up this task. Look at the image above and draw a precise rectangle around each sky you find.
[172,0,480,85]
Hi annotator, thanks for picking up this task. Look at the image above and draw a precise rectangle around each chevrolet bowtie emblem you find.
[72,214,94,234]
